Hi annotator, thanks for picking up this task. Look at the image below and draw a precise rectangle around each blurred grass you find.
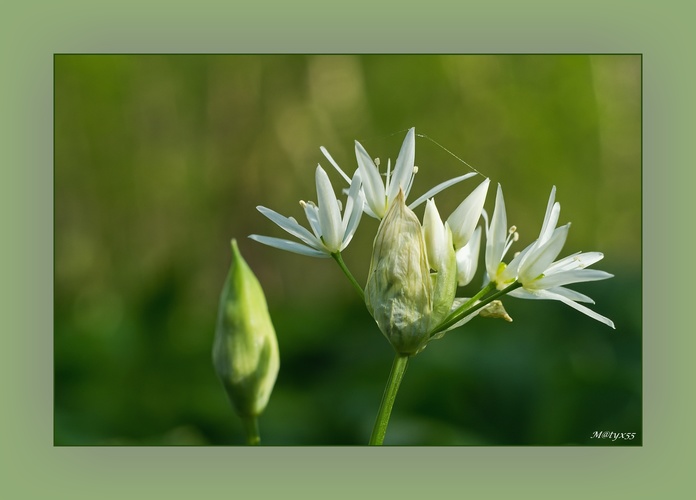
[55,54,641,445]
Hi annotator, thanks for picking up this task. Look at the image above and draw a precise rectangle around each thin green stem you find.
[242,415,261,445]
[431,281,522,335]
[331,252,364,300]
[449,281,497,320]
[369,354,410,445]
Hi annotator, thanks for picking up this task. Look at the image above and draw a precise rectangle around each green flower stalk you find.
[212,239,280,445]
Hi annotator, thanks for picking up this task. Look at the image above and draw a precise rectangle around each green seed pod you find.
[365,191,434,355]
[212,239,280,418]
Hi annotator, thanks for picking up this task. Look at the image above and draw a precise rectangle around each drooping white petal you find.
[248,235,330,258]
[486,184,508,280]
[256,206,324,250]
[407,172,478,211]
[355,140,387,218]
[387,127,416,202]
[544,286,596,304]
[518,224,570,283]
[315,166,343,252]
[509,286,595,303]
[446,178,490,249]
[537,289,615,329]
[455,225,481,287]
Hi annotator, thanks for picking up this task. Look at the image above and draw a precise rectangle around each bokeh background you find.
[55,54,641,446]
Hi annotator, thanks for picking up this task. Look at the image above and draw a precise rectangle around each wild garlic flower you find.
[506,187,615,328]
[484,184,520,288]
[321,127,477,219]
[249,166,363,257]
[446,178,490,286]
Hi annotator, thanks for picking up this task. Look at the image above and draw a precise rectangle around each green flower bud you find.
[212,239,280,418]
[365,191,457,355]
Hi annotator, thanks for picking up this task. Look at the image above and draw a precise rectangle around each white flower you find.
[322,127,477,219]
[483,184,520,288]
[249,166,363,257]
[506,187,615,328]
[446,178,489,286]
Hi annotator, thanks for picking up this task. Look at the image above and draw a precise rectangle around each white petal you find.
[539,289,615,329]
[540,203,560,247]
[422,199,446,272]
[319,146,352,184]
[498,240,535,284]
[408,172,478,211]
[446,178,490,249]
[340,172,364,250]
[532,269,614,289]
[249,235,330,258]
[315,166,343,252]
[486,184,508,280]
[358,190,379,219]
[545,286,595,304]
[537,186,559,246]
[545,251,604,274]
[509,286,594,303]
[341,171,362,234]
[355,140,387,218]
[508,288,543,300]
[387,127,416,201]
[455,226,481,286]
[256,206,324,250]
[301,201,322,239]
[518,224,570,283]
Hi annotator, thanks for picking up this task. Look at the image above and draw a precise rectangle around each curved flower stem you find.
[331,252,365,300]
[369,353,410,445]
[431,281,522,335]
[242,415,261,445]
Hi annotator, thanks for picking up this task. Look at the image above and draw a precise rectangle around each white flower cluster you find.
[250,128,614,353]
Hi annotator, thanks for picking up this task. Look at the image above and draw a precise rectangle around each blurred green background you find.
[55,54,641,446]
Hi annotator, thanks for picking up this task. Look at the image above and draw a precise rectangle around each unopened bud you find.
[365,191,456,354]
[365,191,431,354]
[212,239,280,418]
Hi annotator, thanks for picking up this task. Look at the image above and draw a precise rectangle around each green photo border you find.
[2,1,688,498]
